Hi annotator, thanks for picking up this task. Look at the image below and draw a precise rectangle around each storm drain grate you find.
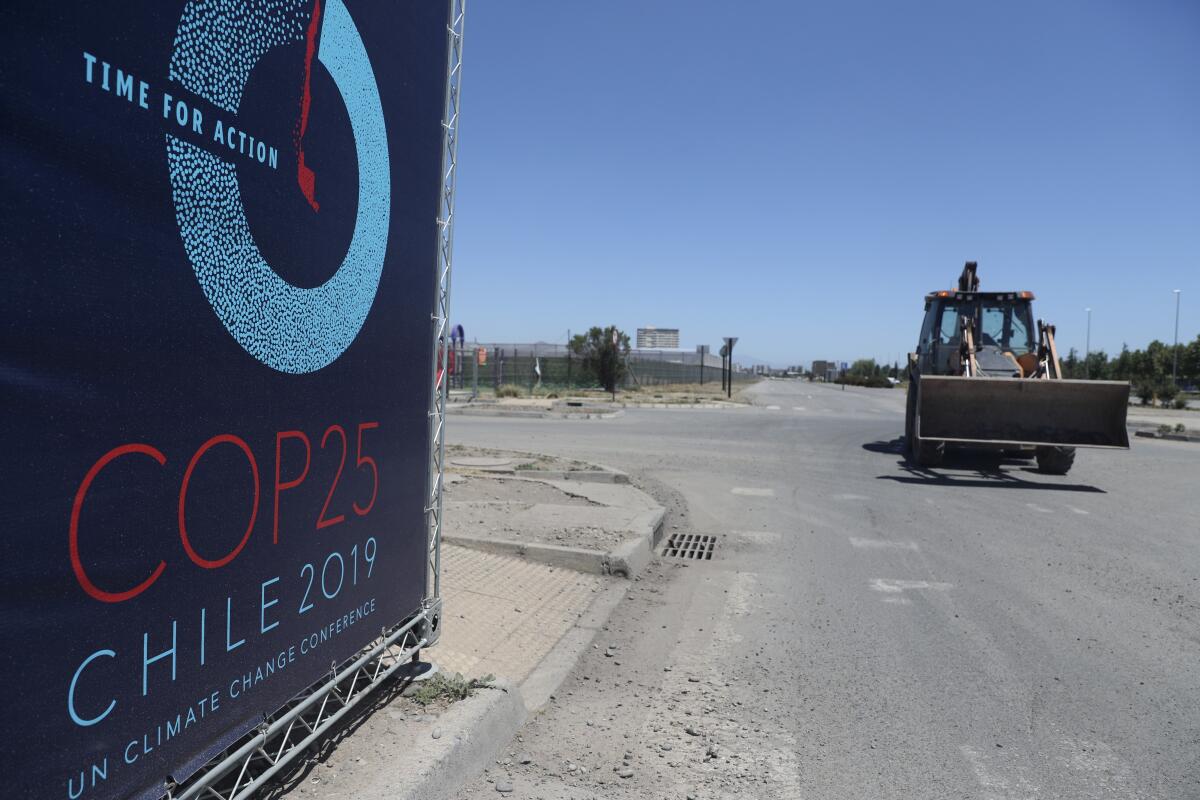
[662,533,717,560]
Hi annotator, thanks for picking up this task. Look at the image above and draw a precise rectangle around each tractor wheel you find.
[914,438,945,468]
[904,380,916,447]
[906,378,943,467]
[1036,446,1075,475]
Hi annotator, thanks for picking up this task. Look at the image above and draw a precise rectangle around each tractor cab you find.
[917,289,1038,377]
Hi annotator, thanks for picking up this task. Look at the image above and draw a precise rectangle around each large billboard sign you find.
[1,2,449,798]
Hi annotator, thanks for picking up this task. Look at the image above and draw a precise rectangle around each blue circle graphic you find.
[166,0,390,374]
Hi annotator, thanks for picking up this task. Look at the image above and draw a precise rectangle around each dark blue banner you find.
[1,2,448,798]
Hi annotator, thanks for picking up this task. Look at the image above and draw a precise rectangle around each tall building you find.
[812,360,840,380]
[636,327,680,349]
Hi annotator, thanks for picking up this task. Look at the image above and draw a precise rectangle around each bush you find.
[1174,396,1189,410]
[569,326,630,393]
[835,374,892,389]
[496,385,522,398]
[1158,381,1180,408]
[410,672,495,706]
[1135,382,1155,406]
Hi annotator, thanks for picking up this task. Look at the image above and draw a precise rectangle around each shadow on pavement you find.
[862,439,1106,494]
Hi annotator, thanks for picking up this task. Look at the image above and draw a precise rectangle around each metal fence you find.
[443,342,755,391]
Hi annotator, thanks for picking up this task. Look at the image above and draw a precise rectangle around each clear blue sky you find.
[450,0,1199,367]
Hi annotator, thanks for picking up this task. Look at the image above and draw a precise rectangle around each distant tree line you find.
[836,359,898,388]
[835,336,1200,406]
[1060,335,1200,406]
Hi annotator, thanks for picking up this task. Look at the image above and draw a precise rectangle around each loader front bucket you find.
[917,376,1130,449]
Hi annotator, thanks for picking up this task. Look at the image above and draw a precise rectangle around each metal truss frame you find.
[427,0,465,641]
[166,616,428,800]
[162,4,465,797]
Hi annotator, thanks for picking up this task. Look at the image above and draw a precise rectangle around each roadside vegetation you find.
[409,672,495,707]
[830,337,1199,407]
[831,359,899,388]
[568,325,631,394]
[1059,335,1200,407]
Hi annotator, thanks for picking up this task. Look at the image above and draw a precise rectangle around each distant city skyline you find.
[450,1,1198,366]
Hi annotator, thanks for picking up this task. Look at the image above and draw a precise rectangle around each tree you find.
[848,358,878,378]
[1111,344,1133,382]
[569,326,630,394]
[1084,349,1109,380]
[1183,335,1200,384]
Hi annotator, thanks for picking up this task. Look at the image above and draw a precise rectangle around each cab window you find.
[980,305,1007,347]
[937,305,960,343]
[979,302,1035,353]
[918,303,937,350]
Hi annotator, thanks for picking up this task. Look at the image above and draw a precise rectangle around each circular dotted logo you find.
[166,0,390,374]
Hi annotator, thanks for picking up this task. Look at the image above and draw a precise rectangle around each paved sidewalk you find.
[278,450,663,800]
[443,458,662,556]
[435,544,605,682]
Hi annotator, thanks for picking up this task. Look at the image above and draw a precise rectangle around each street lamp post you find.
[1085,308,1092,379]
[1173,289,1182,387]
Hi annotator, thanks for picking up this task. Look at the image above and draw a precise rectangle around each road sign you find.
[1,3,450,798]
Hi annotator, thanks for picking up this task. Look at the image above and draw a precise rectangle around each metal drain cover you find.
[662,533,717,560]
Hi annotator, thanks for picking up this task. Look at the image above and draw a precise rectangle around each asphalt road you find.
[447,381,1200,799]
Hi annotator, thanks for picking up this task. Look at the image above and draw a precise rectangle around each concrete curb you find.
[619,401,747,409]
[506,468,630,484]
[386,681,527,800]
[604,508,667,578]
[442,507,665,578]
[446,405,625,420]
[1134,430,1200,443]
[441,535,606,573]
[360,583,633,800]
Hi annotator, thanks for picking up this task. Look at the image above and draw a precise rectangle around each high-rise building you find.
[636,327,680,349]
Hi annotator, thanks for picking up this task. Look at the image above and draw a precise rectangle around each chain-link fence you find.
[442,342,754,392]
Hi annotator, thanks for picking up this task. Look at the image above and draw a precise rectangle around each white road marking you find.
[959,745,1030,799]
[732,487,775,497]
[1025,503,1053,514]
[849,537,919,551]
[792,406,806,411]
[833,493,869,501]
[1067,505,1089,515]
[765,404,781,410]
[881,596,913,605]
[870,578,953,593]
[662,572,803,796]
[1052,734,1136,794]
[733,530,783,544]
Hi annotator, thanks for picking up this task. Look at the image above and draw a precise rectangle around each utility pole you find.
[1085,308,1092,379]
[566,329,572,391]
[611,326,618,402]
[1173,289,1182,387]
[723,337,738,399]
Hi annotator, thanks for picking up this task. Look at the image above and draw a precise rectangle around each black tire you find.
[1036,446,1075,475]
[904,379,916,449]
[915,439,945,467]
[906,378,944,467]
[1003,449,1036,460]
